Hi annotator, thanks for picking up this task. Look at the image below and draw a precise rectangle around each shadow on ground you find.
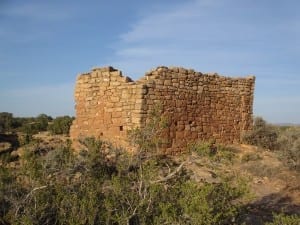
[240,190,300,225]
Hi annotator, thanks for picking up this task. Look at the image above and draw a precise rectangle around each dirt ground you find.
[184,144,300,224]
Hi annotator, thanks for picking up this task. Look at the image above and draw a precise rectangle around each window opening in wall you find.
[119,126,123,131]
[175,121,178,126]
[100,132,103,136]
[189,121,193,125]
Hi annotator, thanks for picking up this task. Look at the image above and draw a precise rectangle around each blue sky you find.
[0,0,299,123]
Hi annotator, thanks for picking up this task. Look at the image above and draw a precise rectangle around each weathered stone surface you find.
[70,66,255,154]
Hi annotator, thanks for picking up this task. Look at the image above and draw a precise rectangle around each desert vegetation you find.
[242,117,300,172]
[0,112,300,224]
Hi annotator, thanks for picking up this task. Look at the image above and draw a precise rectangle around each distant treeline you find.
[0,112,74,135]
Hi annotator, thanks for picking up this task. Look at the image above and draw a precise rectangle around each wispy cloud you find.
[0,2,80,44]
[108,0,300,123]
[0,27,51,44]
[110,0,295,77]
[0,2,77,21]
[120,0,234,44]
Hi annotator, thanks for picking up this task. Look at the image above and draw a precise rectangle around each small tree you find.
[277,126,300,171]
[242,117,278,150]
[48,116,74,135]
[36,114,52,131]
[0,112,13,133]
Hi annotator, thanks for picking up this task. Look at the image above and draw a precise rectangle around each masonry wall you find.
[69,67,147,150]
[141,66,255,154]
[70,66,255,153]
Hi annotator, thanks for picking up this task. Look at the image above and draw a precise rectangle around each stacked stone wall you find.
[141,66,255,154]
[70,66,255,153]
[70,67,146,149]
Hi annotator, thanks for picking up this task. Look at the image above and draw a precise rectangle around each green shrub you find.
[0,112,53,135]
[242,117,278,150]
[178,180,249,225]
[191,141,211,157]
[128,103,169,157]
[191,141,236,164]
[265,213,300,225]
[48,116,74,135]
[17,114,52,136]
[276,126,300,171]
[0,112,13,133]
[216,145,237,164]
[0,136,252,225]
[242,118,300,172]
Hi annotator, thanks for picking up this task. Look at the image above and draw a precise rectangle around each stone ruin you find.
[70,66,255,154]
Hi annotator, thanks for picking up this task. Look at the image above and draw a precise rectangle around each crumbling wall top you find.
[77,66,255,85]
[91,66,117,72]
[141,66,255,82]
[76,66,134,83]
